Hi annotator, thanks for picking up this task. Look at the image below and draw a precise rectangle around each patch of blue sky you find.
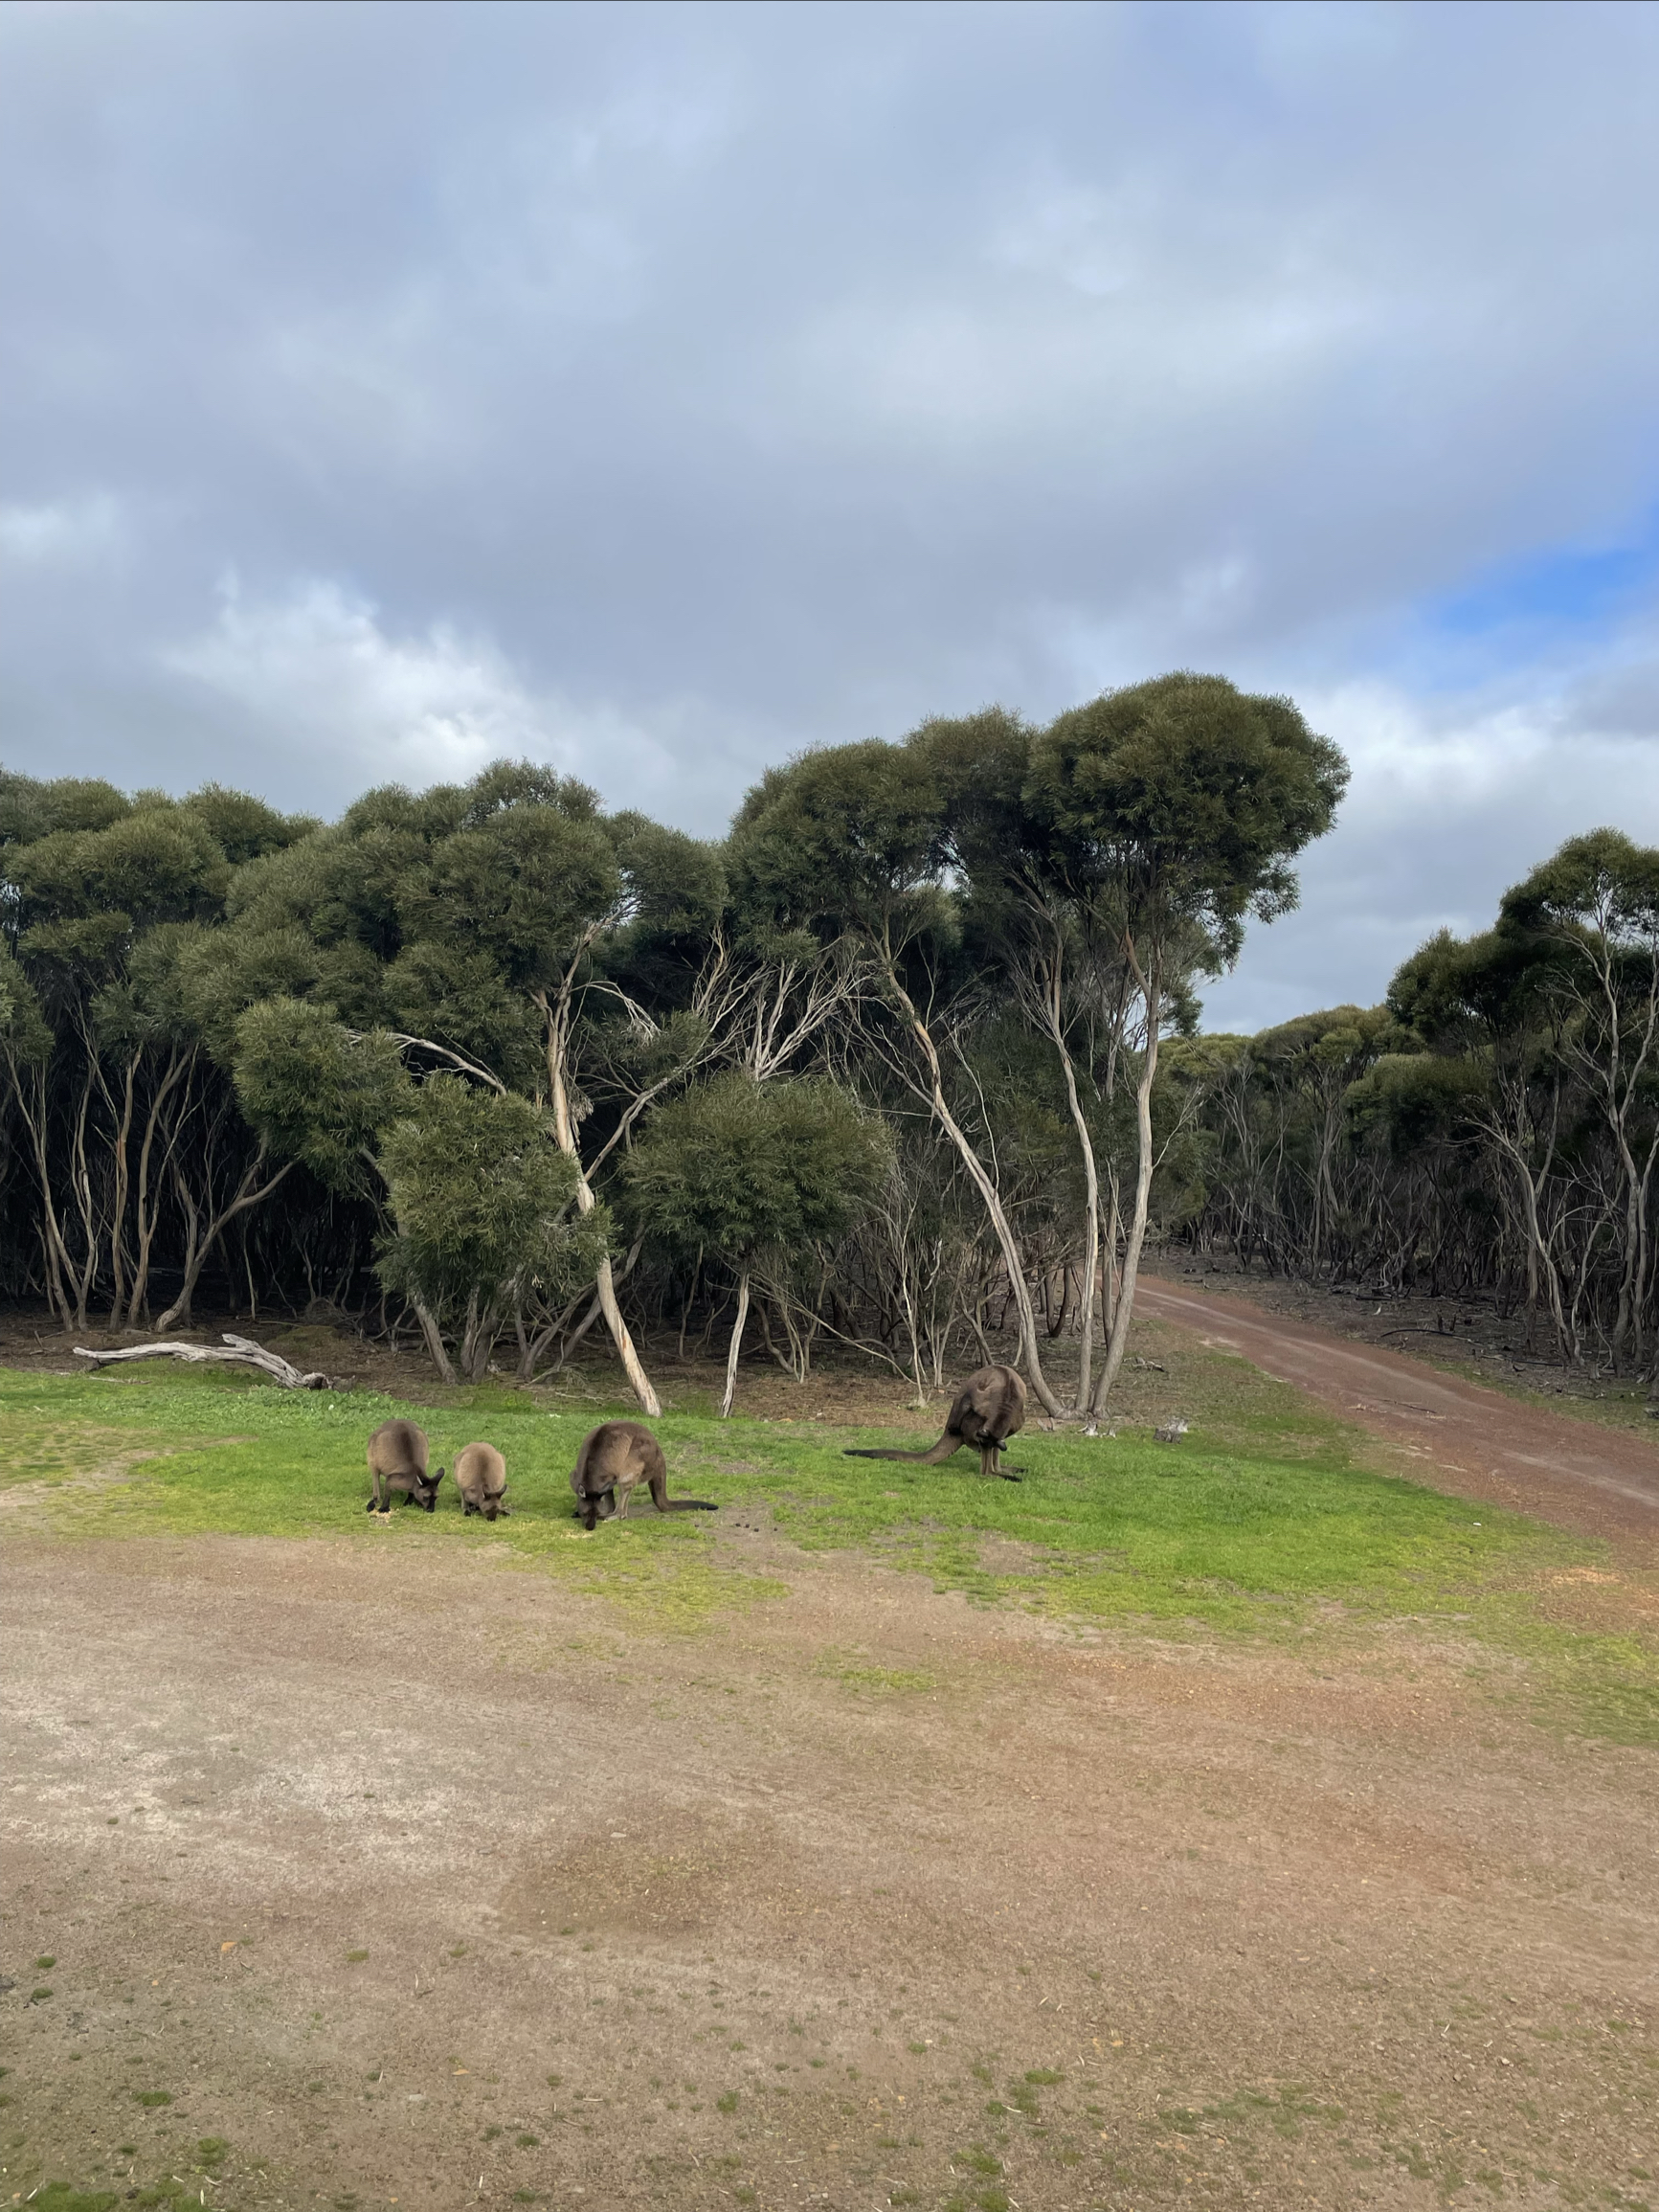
[1399,507,1659,690]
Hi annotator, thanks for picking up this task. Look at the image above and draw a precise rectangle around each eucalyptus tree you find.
[1339,1046,1491,1295]
[1387,921,1585,1353]
[3,799,224,1325]
[847,1121,998,1401]
[1153,833,1658,1366]
[383,768,655,1395]
[228,998,598,1381]
[0,937,29,1034]
[726,734,1075,1411]
[26,739,1658,1380]
[226,992,466,1367]
[1381,832,1659,1368]
[201,760,729,1405]
[0,777,309,1327]
[623,1072,888,1415]
[1244,1006,1399,1275]
[0,773,131,844]
[1499,831,1659,1370]
[912,705,1141,1410]
[374,1075,606,1383]
[722,690,1345,1419]
[1026,672,1347,1409]
[854,684,1342,1417]
[0,937,54,1301]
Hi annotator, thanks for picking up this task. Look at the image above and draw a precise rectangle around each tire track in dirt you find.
[1139,1278,1659,1546]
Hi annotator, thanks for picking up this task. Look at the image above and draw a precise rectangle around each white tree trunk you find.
[880,959,1064,1416]
[720,1267,751,1419]
[1091,962,1160,1414]
[538,973,662,1418]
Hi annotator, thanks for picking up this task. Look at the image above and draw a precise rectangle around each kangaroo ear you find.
[431,1464,446,1481]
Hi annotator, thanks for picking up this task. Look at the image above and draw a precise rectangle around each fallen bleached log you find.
[74,1333,332,1389]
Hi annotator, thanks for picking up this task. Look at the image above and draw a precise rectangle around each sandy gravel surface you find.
[4,1510,1657,2211]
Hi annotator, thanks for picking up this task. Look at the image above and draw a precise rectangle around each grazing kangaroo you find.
[453,1441,508,1520]
[843,1364,1028,1481]
[569,1420,719,1532]
[366,1418,444,1515]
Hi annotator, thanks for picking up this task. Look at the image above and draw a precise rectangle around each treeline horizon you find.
[3,667,1654,1409]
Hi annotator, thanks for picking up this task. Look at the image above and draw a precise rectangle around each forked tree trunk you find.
[153,1151,295,1335]
[413,1298,457,1385]
[878,953,1064,1418]
[460,1290,504,1384]
[124,1048,191,1327]
[535,975,662,1418]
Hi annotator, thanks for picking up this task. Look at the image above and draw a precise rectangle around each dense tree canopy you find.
[3,689,1653,1396]
[624,1072,889,1412]
[375,1077,604,1382]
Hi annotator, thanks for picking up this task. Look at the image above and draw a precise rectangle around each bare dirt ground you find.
[4,1312,1659,2212]
[0,1307,1018,1431]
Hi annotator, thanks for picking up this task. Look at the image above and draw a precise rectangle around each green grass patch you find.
[0,1411,154,1489]
[812,1649,940,1696]
[0,1363,788,1631]
[3,1348,1655,1738]
[1459,1598,1659,1745]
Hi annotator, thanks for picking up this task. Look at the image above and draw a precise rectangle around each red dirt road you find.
[1139,1279,1659,1546]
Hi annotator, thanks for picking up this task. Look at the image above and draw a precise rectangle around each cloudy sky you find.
[3,0,1656,1028]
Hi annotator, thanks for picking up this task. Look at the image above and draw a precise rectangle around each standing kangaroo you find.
[366,1418,444,1515]
[843,1364,1028,1481]
[569,1420,719,1531]
[453,1441,508,1520]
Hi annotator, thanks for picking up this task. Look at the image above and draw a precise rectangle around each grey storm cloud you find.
[2,0,1657,1028]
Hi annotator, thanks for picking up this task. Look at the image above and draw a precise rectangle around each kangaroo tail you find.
[663,1499,720,1512]
[844,1433,960,1466]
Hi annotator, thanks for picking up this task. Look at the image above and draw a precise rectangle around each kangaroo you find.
[366,1418,444,1516]
[843,1364,1028,1481]
[569,1420,719,1531]
[453,1441,508,1520]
